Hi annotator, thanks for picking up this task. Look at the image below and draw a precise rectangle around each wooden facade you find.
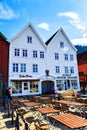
[0,32,9,96]
[77,51,87,92]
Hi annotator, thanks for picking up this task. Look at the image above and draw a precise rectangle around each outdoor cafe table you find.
[36,107,60,114]
[23,101,39,107]
[36,107,60,121]
[18,99,30,103]
[49,113,87,129]
[77,97,87,103]
[54,100,86,107]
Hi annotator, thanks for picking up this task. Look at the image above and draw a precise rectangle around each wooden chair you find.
[34,123,49,130]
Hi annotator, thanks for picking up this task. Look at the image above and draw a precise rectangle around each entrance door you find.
[23,82,29,95]
[42,81,54,94]
[64,80,70,90]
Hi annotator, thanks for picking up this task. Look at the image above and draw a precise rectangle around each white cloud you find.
[83,33,87,38]
[0,3,17,19]
[71,38,87,46]
[38,23,50,31]
[59,12,79,20]
[58,12,86,32]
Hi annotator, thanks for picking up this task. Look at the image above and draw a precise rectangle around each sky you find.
[0,0,87,46]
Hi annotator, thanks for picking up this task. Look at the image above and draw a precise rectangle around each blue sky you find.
[0,0,87,45]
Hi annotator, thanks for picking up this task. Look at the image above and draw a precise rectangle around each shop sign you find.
[19,75,32,78]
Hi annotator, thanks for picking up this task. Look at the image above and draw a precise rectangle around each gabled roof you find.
[45,31,58,45]
[45,27,77,51]
[0,32,7,41]
[9,22,46,49]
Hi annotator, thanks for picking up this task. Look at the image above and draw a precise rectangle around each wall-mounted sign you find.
[19,75,32,78]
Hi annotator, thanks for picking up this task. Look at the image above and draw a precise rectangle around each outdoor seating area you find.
[0,93,87,130]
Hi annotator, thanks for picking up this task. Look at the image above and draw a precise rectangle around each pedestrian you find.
[5,87,12,108]
[5,87,12,101]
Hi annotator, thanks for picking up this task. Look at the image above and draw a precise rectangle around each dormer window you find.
[27,36,32,43]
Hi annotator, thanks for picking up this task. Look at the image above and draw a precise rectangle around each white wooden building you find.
[8,23,80,96]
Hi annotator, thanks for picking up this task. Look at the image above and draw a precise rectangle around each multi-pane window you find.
[65,66,68,73]
[70,54,74,61]
[14,49,20,56]
[13,63,18,72]
[12,82,22,94]
[55,53,59,60]
[70,66,74,73]
[60,42,64,48]
[27,36,32,43]
[64,54,68,61]
[30,81,38,92]
[71,80,78,89]
[56,66,60,73]
[23,49,28,57]
[33,51,37,58]
[40,51,44,58]
[20,64,26,72]
[33,64,38,72]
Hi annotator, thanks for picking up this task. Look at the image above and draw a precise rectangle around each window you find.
[55,53,59,60]
[70,54,74,61]
[56,66,60,73]
[33,51,37,58]
[60,42,64,48]
[13,63,18,72]
[27,36,32,43]
[23,49,28,57]
[71,80,78,89]
[12,81,22,94]
[64,66,68,73]
[30,81,38,92]
[40,51,44,58]
[33,64,38,73]
[64,54,68,61]
[56,80,63,90]
[24,82,28,90]
[70,66,74,73]
[14,49,20,56]
[20,64,26,72]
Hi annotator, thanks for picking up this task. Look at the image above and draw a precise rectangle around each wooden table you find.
[18,99,30,103]
[23,102,39,107]
[36,107,60,121]
[55,100,86,107]
[36,107,59,114]
[77,97,87,103]
[50,113,87,129]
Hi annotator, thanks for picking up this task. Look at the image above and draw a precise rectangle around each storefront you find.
[56,74,79,91]
[11,79,40,96]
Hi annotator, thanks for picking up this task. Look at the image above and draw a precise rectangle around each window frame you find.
[22,49,28,57]
[40,51,44,58]
[64,54,68,61]
[55,53,59,60]
[33,64,38,73]
[60,42,64,48]
[56,66,60,73]
[20,63,26,72]
[33,50,37,58]
[14,48,20,57]
[27,36,32,43]
[13,63,19,72]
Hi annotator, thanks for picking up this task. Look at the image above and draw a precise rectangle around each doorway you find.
[64,80,70,90]
[41,80,54,94]
[23,82,29,95]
